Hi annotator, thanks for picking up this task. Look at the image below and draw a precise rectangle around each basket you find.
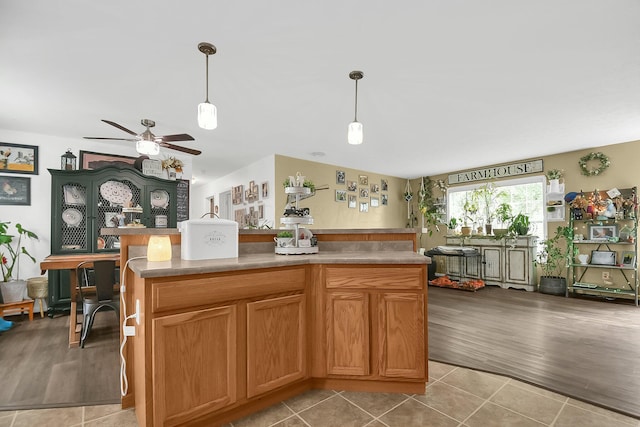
[27,277,48,299]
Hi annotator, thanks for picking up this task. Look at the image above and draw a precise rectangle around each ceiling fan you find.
[84,119,201,156]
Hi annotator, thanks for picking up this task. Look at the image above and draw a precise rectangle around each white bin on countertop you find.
[178,218,239,261]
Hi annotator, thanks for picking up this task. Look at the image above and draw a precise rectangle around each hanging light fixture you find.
[136,121,160,155]
[348,70,364,145]
[197,42,218,130]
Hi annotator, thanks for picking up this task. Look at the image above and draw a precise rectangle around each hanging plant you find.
[578,152,610,177]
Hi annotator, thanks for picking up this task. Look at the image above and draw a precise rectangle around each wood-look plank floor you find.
[428,285,640,419]
[0,310,120,410]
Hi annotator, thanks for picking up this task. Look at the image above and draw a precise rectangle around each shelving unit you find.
[567,187,638,306]
[276,186,318,255]
[546,179,565,222]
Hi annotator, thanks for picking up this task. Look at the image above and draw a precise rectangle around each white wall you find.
[191,155,276,228]
[0,128,192,280]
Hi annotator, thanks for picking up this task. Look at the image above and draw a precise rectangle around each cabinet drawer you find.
[152,267,306,313]
[325,266,423,290]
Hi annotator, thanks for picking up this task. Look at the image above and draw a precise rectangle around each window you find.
[447,176,546,240]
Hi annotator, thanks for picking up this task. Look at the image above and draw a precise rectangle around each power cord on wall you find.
[119,256,147,397]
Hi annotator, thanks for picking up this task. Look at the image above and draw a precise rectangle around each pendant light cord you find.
[204,53,210,103]
[353,79,359,122]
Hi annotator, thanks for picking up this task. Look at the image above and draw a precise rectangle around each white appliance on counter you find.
[178,218,239,260]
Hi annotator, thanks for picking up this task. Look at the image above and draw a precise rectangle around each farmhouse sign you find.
[448,159,543,185]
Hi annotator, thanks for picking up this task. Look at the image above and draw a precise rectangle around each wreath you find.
[578,152,610,177]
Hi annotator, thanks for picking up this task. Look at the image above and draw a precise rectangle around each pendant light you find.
[197,42,217,130]
[348,70,364,145]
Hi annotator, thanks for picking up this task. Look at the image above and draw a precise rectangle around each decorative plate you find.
[150,190,169,209]
[63,185,86,205]
[62,208,83,227]
[99,181,133,206]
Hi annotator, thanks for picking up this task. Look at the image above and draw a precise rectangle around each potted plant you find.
[545,169,564,193]
[473,182,506,236]
[508,213,530,236]
[0,221,39,303]
[274,230,294,248]
[493,203,512,238]
[535,225,576,295]
[461,194,479,236]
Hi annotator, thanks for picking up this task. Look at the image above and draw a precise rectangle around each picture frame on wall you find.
[381,194,388,206]
[0,176,31,205]
[261,182,269,198]
[359,202,369,212]
[336,170,345,184]
[0,143,38,175]
[335,190,347,202]
[359,175,368,185]
[79,150,137,170]
[232,185,244,205]
[381,179,388,191]
[371,197,379,207]
[370,183,380,194]
[348,195,357,208]
[359,188,369,198]
[347,180,357,192]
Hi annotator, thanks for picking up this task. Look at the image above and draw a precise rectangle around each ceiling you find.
[2,1,640,184]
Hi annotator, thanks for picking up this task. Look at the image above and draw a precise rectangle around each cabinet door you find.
[377,292,425,379]
[145,182,178,228]
[246,294,306,398]
[506,247,531,284]
[94,177,143,248]
[482,247,503,282]
[153,305,237,427]
[52,181,91,254]
[326,291,370,376]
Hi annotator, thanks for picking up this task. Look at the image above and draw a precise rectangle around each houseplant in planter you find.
[493,203,512,238]
[535,225,576,295]
[474,182,506,236]
[508,213,530,236]
[0,221,39,303]
[461,194,479,236]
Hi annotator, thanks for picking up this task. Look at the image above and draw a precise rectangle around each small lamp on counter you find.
[61,149,77,170]
[147,235,172,262]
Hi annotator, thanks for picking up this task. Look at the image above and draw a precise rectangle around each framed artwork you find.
[0,143,38,175]
[348,195,357,208]
[370,183,380,194]
[246,181,259,203]
[258,204,265,219]
[371,197,379,207]
[381,194,388,206]
[359,175,368,186]
[336,170,346,184]
[336,189,347,202]
[0,176,31,205]
[234,208,246,225]
[359,202,369,212]
[381,179,388,191]
[232,185,244,205]
[347,180,357,192]
[588,224,617,241]
[261,181,269,198]
[622,251,636,267]
[590,250,616,266]
[79,150,136,170]
[359,188,369,198]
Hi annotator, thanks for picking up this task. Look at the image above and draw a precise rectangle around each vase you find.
[548,179,561,193]
[1,279,28,303]
[461,226,472,236]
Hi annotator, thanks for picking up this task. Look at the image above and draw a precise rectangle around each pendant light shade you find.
[198,42,218,130]
[348,70,364,145]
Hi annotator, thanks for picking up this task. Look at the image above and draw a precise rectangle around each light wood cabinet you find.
[377,292,425,379]
[326,291,370,376]
[246,294,306,398]
[152,305,237,427]
[324,266,427,381]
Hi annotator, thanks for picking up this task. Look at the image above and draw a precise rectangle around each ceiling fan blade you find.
[158,142,201,156]
[83,137,138,141]
[101,120,138,136]
[158,133,195,142]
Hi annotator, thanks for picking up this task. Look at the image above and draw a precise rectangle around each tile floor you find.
[1,361,638,427]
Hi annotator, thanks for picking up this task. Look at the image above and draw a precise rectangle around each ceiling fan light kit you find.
[348,70,364,145]
[198,42,218,130]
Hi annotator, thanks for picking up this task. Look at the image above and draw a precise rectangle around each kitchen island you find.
[111,228,428,427]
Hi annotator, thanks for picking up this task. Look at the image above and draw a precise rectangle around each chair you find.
[76,260,119,348]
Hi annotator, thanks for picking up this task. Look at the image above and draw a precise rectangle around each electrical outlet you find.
[602,271,610,280]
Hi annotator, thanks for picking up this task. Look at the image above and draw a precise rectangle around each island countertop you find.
[127,250,428,278]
